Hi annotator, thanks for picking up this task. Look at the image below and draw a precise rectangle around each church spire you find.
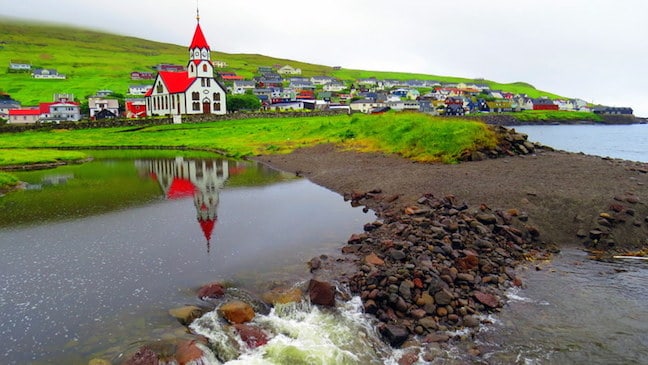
[196,0,200,23]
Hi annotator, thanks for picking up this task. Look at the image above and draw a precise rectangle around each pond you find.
[0,153,374,364]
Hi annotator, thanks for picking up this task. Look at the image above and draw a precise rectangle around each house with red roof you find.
[145,11,227,117]
[8,108,40,124]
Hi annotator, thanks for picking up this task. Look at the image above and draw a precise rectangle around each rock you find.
[219,301,255,324]
[397,350,420,365]
[364,299,379,314]
[261,287,303,305]
[576,229,587,238]
[476,213,498,225]
[626,195,639,204]
[380,324,409,347]
[234,324,269,348]
[589,230,603,239]
[410,308,427,319]
[308,279,336,307]
[197,282,225,299]
[308,256,321,271]
[389,249,406,261]
[456,273,475,283]
[436,307,448,317]
[433,288,453,306]
[175,340,208,364]
[88,359,111,365]
[463,315,480,328]
[123,346,158,365]
[365,252,385,266]
[399,280,413,300]
[168,306,205,326]
[423,333,450,343]
[418,316,438,330]
[348,233,367,244]
[456,255,479,271]
[474,291,499,308]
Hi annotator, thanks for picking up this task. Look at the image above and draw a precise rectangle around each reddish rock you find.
[412,277,424,289]
[398,350,420,365]
[197,282,225,299]
[123,346,159,365]
[219,301,255,324]
[308,279,336,307]
[474,291,499,308]
[456,255,479,271]
[348,233,367,244]
[175,340,206,364]
[364,252,385,266]
[234,324,269,348]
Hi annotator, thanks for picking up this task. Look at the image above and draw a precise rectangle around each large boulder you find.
[380,324,409,347]
[218,301,255,324]
[234,324,269,348]
[308,279,336,307]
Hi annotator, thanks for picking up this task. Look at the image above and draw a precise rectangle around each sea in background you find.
[511,123,648,163]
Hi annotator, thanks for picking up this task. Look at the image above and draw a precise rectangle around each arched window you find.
[192,102,200,111]
[213,102,221,111]
[191,64,194,72]
[192,92,200,100]
[156,83,163,93]
[201,78,205,87]
[213,93,220,101]
[202,64,208,72]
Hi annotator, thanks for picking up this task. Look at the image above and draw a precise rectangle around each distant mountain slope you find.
[0,19,562,105]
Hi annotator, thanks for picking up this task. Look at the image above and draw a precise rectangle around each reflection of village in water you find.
[135,157,244,252]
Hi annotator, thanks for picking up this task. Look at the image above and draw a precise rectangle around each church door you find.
[202,101,210,114]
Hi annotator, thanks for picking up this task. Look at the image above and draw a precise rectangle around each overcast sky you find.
[3,0,648,116]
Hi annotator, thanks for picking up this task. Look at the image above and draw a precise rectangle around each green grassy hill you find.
[0,18,562,106]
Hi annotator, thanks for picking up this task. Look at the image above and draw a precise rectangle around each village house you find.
[145,13,227,117]
[32,68,66,79]
[323,81,347,92]
[88,97,120,119]
[231,80,256,94]
[267,101,304,111]
[310,76,335,85]
[129,85,153,95]
[155,64,185,72]
[277,65,302,75]
[0,94,21,119]
[125,98,147,118]
[95,90,114,97]
[213,60,228,68]
[350,99,386,113]
[130,71,155,80]
[8,109,41,123]
[592,106,634,115]
[8,59,31,72]
[217,72,244,81]
[289,79,315,90]
[39,94,81,122]
[532,98,559,111]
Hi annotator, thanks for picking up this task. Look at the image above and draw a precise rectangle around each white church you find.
[145,12,227,116]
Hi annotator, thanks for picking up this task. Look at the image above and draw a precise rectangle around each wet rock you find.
[364,299,379,314]
[261,287,303,305]
[308,256,321,271]
[399,280,413,300]
[219,301,255,324]
[234,324,269,348]
[380,324,409,347]
[389,249,407,261]
[475,212,498,225]
[456,255,479,271]
[123,346,159,365]
[308,279,336,307]
[348,233,367,244]
[397,350,420,365]
[423,333,450,343]
[626,195,640,204]
[474,291,499,308]
[463,315,480,328]
[168,306,205,326]
[175,340,208,364]
[197,282,225,299]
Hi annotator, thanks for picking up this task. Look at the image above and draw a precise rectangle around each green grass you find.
[505,110,603,122]
[0,171,18,188]
[0,148,88,165]
[0,19,563,105]
[0,113,497,163]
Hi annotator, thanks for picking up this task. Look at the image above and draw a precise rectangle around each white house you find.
[9,60,31,71]
[231,80,256,94]
[350,99,385,113]
[129,85,152,95]
[277,65,302,75]
[32,69,66,79]
[88,97,120,119]
[267,101,304,111]
[311,76,335,85]
[145,15,226,117]
[213,60,228,68]
[324,81,347,92]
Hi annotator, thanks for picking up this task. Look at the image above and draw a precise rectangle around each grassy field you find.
[505,110,604,122]
[0,19,563,106]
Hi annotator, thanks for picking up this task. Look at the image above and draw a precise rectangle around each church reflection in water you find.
[135,157,244,252]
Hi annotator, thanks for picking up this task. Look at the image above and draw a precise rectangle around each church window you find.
[206,78,211,87]
[191,64,195,73]
[192,92,200,100]
[213,102,221,111]
[213,93,221,101]
[202,64,208,72]
[156,83,163,93]
[192,102,200,111]
[201,78,205,87]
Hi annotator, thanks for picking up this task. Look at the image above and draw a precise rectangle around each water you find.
[0,155,374,364]
[512,123,648,163]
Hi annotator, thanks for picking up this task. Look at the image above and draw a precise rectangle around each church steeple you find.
[187,5,213,78]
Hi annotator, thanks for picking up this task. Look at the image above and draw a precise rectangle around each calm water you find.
[0,156,373,364]
[1,148,647,364]
[512,123,648,162]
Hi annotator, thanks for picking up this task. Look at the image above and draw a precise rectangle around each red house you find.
[532,98,559,111]
[126,99,147,118]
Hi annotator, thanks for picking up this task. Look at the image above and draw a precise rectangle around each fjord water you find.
[0,155,376,364]
[512,123,648,162]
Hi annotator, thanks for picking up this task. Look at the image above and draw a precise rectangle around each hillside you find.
[0,19,563,106]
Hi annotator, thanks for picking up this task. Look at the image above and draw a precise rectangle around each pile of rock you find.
[461,125,547,162]
[336,192,547,347]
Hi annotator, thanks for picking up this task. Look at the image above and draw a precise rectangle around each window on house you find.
[192,102,200,111]
[191,64,194,73]
[213,93,220,101]
[201,78,205,87]
[157,83,163,93]
[192,92,200,100]
[203,64,208,72]
[206,79,210,87]
[213,102,220,111]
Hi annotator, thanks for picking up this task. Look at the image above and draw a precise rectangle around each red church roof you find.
[158,71,196,94]
[189,23,210,50]
[167,178,196,199]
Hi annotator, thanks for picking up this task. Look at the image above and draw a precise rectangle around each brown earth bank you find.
[252,133,648,353]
